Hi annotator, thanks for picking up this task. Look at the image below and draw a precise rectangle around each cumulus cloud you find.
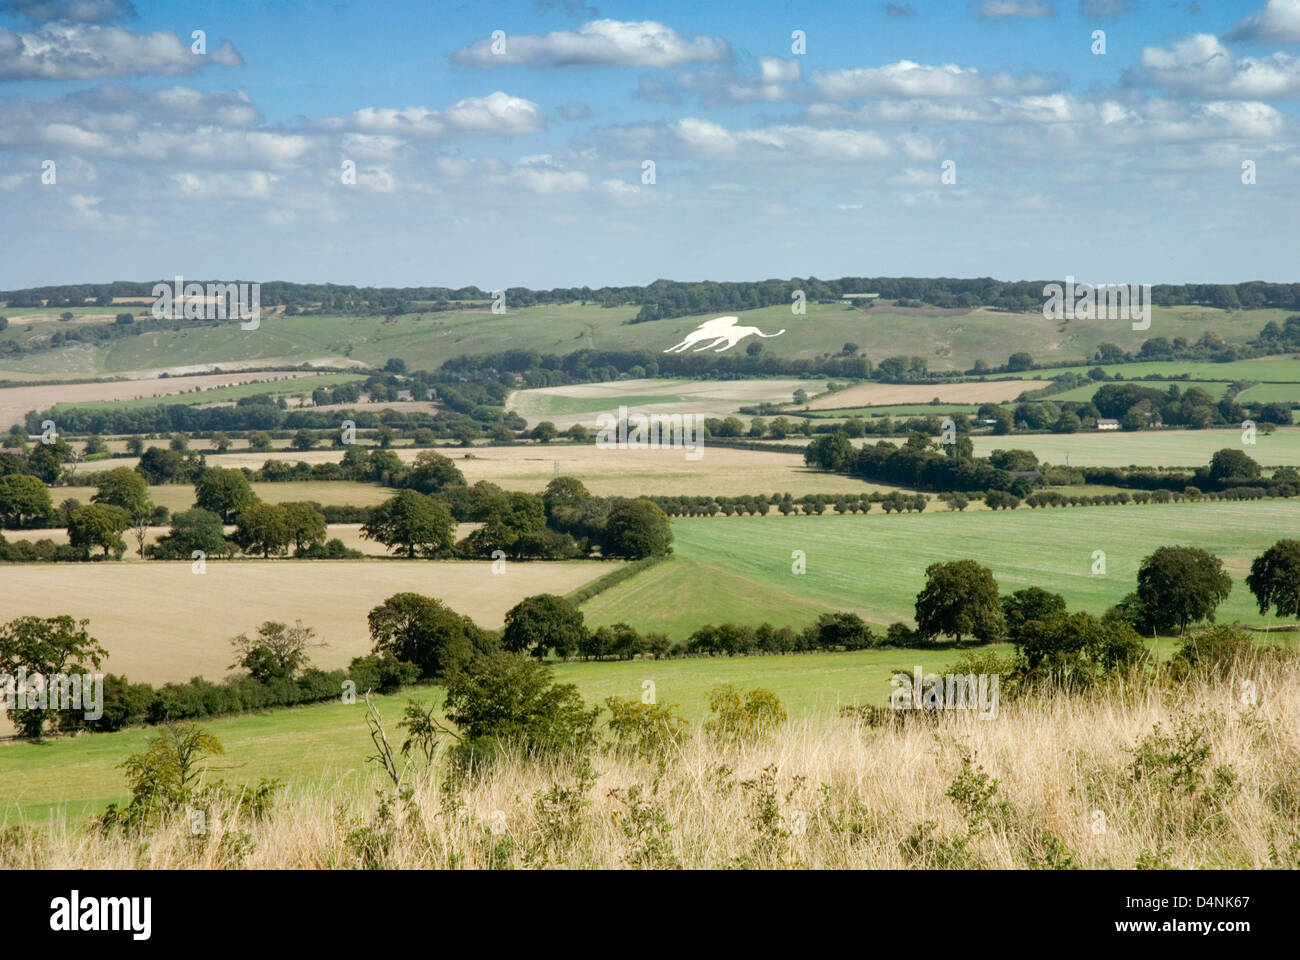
[1226,0,1300,44]
[1136,33,1300,97]
[321,92,544,138]
[972,0,1056,18]
[452,19,729,69]
[0,22,242,80]
[812,61,1059,99]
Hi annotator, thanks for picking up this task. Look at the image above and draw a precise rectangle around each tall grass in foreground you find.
[3,654,1299,870]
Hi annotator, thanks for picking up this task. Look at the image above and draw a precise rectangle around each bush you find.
[1168,625,1257,681]
[442,651,600,770]
[704,684,786,744]
[604,696,689,759]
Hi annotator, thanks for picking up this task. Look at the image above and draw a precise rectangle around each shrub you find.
[704,684,786,744]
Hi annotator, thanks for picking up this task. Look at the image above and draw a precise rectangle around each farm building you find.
[1096,419,1120,431]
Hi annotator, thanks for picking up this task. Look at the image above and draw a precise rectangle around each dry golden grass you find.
[803,380,1041,410]
[0,558,613,685]
[6,656,1297,869]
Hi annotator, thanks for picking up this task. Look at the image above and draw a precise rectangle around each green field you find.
[3,300,1291,378]
[0,645,970,821]
[583,502,1300,638]
[969,428,1300,468]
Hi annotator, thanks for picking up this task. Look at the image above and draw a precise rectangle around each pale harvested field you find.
[803,380,1040,410]
[453,445,899,496]
[509,377,822,429]
[0,371,320,428]
[70,445,903,496]
[0,559,615,684]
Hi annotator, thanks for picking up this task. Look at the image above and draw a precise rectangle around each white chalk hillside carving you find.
[663,315,786,353]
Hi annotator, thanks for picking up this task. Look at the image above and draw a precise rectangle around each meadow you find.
[582,501,1300,638]
[0,644,982,821]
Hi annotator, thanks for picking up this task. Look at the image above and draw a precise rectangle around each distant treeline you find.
[9,277,1299,320]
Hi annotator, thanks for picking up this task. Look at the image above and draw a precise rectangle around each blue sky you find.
[1,0,1298,289]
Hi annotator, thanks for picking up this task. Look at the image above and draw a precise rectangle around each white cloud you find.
[812,61,1059,99]
[1138,34,1300,98]
[453,19,729,69]
[491,154,589,194]
[0,23,242,80]
[326,92,544,138]
[169,170,278,199]
[759,57,800,84]
[1227,0,1300,44]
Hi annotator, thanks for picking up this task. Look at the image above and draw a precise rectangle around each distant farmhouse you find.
[840,293,880,302]
[1096,418,1120,431]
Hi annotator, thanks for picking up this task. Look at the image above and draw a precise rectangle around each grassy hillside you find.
[2,300,1290,378]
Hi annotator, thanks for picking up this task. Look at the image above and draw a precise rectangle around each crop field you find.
[41,372,366,416]
[508,377,824,428]
[969,428,1300,468]
[0,370,346,429]
[0,559,616,687]
[581,502,1300,639]
[76,444,910,497]
[0,645,982,821]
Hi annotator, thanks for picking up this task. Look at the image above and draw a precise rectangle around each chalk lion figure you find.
[663,315,787,353]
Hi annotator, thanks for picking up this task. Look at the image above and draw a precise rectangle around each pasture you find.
[0,645,978,821]
[582,501,1300,638]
